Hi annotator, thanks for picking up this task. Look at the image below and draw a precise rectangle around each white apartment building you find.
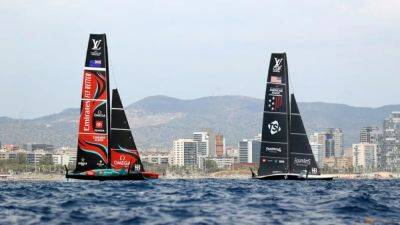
[170,139,198,167]
[352,143,378,169]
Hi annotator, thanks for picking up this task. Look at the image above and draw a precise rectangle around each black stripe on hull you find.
[253,174,334,181]
[66,173,145,181]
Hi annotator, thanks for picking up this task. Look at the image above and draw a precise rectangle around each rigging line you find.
[106,36,118,89]
[288,58,295,95]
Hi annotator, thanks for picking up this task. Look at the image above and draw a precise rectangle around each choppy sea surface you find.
[1,179,400,225]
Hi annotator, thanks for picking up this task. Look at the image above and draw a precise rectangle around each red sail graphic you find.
[75,34,110,172]
[111,149,139,170]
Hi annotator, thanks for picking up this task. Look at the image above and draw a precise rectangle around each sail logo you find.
[92,39,102,50]
[294,157,311,166]
[312,168,318,174]
[83,101,91,132]
[265,146,282,153]
[95,120,103,129]
[268,120,281,135]
[94,110,106,118]
[78,158,87,167]
[273,58,283,73]
[97,160,105,167]
[113,155,131,167]
[268,96,283,111]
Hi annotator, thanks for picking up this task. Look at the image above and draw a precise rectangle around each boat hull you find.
[65,169,159,181]
[253,173,334,181]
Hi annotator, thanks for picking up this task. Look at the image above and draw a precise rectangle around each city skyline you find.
[1,1,400,118]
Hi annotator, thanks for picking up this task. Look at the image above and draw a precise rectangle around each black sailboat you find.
[65,34,158,180]
[252,53,333,180]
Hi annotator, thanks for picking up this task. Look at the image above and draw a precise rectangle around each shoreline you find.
[1,171,400,181]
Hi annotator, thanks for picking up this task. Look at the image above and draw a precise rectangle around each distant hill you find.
[0,95,398,150]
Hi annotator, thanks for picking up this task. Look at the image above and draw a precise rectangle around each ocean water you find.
[0,179,399,225]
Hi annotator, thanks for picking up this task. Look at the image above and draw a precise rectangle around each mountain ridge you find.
[0,95,398,150]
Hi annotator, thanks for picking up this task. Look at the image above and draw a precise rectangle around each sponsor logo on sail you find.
[273,58,283,73]
[94,110,106,118]
[270,76,282,84]
[95,120,103,129]
[134,164,141,171]
[265,146,282,153]
[312,168,318,174]
[78,158,87,166]
[83,101,91,132]
[268,96,283,111]
[90,39,102,57]
[97,160,105,167]
[113,155,131,167]
[294,157,311,166]
[268,120,281,135]
[92,39,102,50]
[89,60,102,68]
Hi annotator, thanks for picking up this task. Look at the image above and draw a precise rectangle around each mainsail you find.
[75,34,110,172]
[110,89,144,172]
[258,53,290,176]
[289,94,320,175]
[258,53,321,177]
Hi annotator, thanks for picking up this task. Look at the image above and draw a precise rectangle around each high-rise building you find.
[382,112,400,171]
[352,143,378,170]
[238,139,260,163]
[193,132,209,157]
[207,129,216,157]
[329,128,343,157]
[309,133,322,166]
[171,139,198,167]
[309,129,344,167]
[215,134,225,157]
[360,127,381,144]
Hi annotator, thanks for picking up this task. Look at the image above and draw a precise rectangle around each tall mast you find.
[284,53,291,173]
[104,34,112,169]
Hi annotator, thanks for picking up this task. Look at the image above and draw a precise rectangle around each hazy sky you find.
[1,0,399,118]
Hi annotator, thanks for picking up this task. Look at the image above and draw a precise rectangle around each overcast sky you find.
[1,0,399,118]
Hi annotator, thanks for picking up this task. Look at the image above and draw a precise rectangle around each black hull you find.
[66,173,145,181]
[253,174,334,181]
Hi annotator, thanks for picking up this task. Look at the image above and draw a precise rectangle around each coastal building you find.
[203,156,235,169]
[141,151,170,165]
[238,139,260,164]
[225,147,238,157]
[52,148,77,166]
[3,144,20,152]
[309,133,322,165]
[171,139,197,167]
[215,134,225,157]
[23,143,55,152]
[310,129,344,167]
[26,150,53,164]
[323,157,352,171]
[352,143,378,171]
[193,132,209,157]
[207,129,216,157]
[381,112,400,171]
[0,149,7,160]
[360,127,381,144]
